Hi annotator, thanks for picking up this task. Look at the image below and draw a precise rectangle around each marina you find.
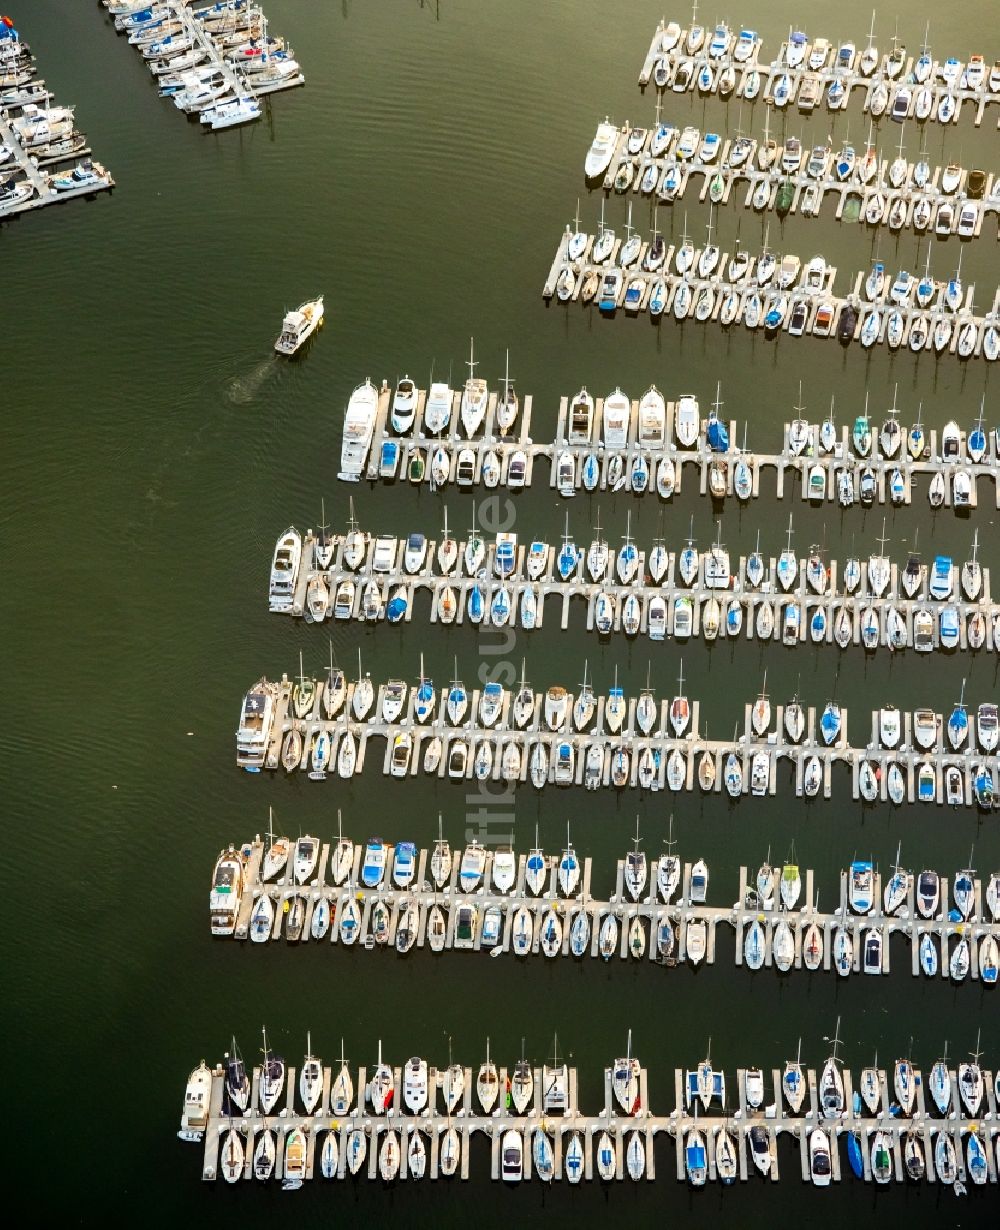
[636,15,1000,130]
[236,668,1000,808]
[0,16,114,220]
[270,516,1000,656]
[543,228,1000,361]
[182,1034,1000,1187]
[338,379,1000,507]
[102,0,304,130]
[213,830,1000,986]
[11,1,1000,1220]
[582,117,999,239]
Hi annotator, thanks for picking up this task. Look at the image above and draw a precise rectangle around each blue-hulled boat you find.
[490,585,511,625]
[557,535,578,580]
[847,1131,864,1178]
[707,413,729,451]
[467,583,484,623]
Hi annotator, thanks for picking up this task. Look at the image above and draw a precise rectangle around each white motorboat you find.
[585,119,619,180]
[501,1129,523,1182]
[810,1129,832,1186]
[339,379,379,481]
[274,296,323,356]
[201,93,261,130]
[675,394,699,446]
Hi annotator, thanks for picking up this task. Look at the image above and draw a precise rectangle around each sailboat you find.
[962,529,982,601]
[351,647,373,720]
[511,1039,533,1114]
[752,671,770,736]
[477,1039,499,1113]
[460,338,488,437]
[625,817,647,901]
[558,822,580,896]
[437,506,457,574]
[669,661,690,736]
[819,1018,845,1118]
[327,1040,352,1116]
[495,349,518,436]
[299,1031,322,1114]
[313,497,334,569]
[431,813,452,888]
[658,815,681,901]
[464,504,485,576]
[367,1040,393,1115]
[613,1030,641,1115]
[783,1039,805,1113]
[525,824,546,895]
[259,1027,285,1115]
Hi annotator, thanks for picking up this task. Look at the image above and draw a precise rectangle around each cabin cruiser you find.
[339,379,379,481]
[602,388,629,449]
[274,296,323,357]
[585,120,618,180]
[269,527,302,612]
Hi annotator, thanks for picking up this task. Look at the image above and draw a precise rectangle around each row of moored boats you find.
[0,23,113,214]
[103,0,303,131]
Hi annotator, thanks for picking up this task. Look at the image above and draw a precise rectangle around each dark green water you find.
[6,1,999,1223]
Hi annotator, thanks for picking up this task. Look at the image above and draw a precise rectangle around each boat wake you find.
[226,358,274,405]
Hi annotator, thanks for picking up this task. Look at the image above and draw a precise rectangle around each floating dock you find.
[359,378,539,486]
[239,671,1000,809]
[637,19,1000,130]
[278,523,1000,657]
[543,229,1000,363]
[0,22,113,220]
[102,0,304,126]
[184,1045,1000,1187]
[341,384,1000,509]
[216,835,1000,987]
[586,119,998,239]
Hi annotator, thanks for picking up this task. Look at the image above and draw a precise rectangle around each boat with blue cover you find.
[847,1131,863,1178]
[820,702,841,745]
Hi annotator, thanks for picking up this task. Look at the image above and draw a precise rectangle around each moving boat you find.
[274,296,323,356]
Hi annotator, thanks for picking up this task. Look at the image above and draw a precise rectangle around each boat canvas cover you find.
[707,418,729,451]
[686,1144,706,1168]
